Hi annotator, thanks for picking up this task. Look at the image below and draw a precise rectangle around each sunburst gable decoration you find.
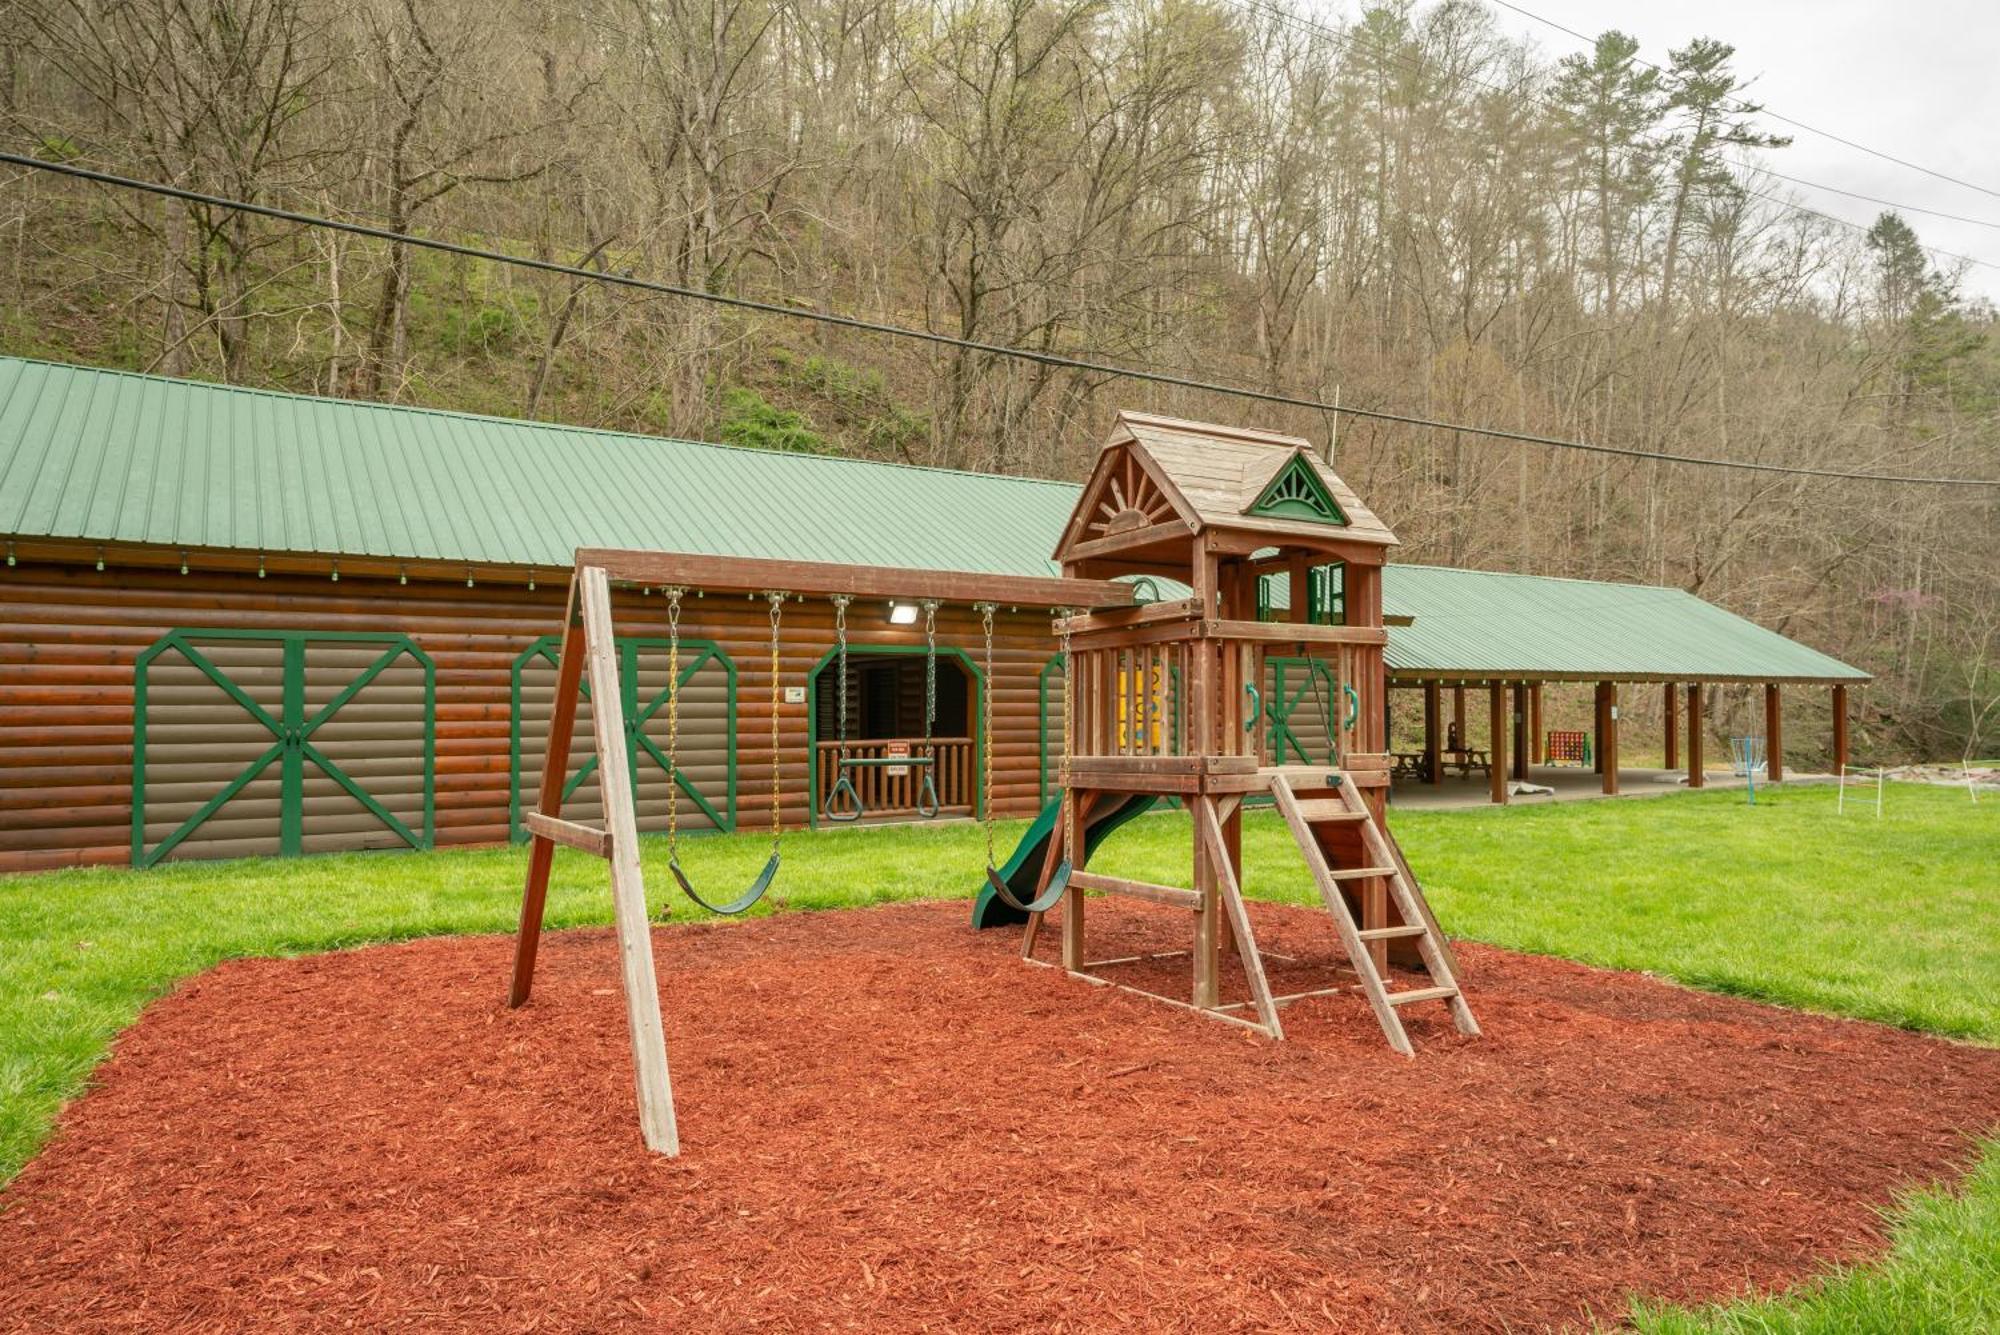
[1248,452,1347,525]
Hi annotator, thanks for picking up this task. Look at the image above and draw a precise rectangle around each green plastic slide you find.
[970,793,1159,929]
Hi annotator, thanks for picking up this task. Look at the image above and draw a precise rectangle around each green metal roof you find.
[0,356,1866,683]
[1380,565,1867,683]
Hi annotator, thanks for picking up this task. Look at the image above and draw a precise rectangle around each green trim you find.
[1248,453,1348,525]
[506,634,738,841]
[1266,656,1340,766]
[805,641,982,831]
[132,629,436,867]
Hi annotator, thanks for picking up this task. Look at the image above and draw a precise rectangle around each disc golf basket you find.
[1729,736,1766,777]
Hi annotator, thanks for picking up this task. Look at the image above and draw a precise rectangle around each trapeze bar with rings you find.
[979,600,1075,915]
[660,585,784,917]
[821,595,947,822]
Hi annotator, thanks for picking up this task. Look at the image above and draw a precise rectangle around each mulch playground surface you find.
[4,901,1999,1332]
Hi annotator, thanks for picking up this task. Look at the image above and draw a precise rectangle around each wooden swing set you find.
[507,412,1478,1156]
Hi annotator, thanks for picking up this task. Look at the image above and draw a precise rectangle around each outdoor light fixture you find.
[888,601,919,625]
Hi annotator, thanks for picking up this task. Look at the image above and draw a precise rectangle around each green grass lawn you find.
[3,781,1996,1330]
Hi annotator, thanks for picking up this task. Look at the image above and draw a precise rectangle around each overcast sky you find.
[1479,0,2000,300]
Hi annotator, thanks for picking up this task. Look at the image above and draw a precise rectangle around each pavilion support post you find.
[1529,684,1544,764]
[1423,682,1442,785]
[1592,684,1606,774]
[1832,684,1849,774]
[1687,683,1705,788]
[1452,685,1466,750]
[1488,683,1508,804]
[1601,682,1620,795]
[1511,683,1529,781]
[1765,683,1784,782]
[1663,682,1680,771]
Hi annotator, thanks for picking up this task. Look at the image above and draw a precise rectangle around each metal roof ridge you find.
[1387,561,1693,595]
[0,354,1088,493]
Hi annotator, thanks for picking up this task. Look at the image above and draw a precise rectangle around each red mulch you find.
[3,900,1998,1333]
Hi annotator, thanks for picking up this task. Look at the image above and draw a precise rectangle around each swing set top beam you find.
[571,547,1137,610]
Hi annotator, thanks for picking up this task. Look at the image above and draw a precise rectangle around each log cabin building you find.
[0,357,1868,873]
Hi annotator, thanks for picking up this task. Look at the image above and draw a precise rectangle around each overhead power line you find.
[5,150,1999,489]
[1483,0,2000,202]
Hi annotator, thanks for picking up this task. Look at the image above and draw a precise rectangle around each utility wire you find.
[1483,0,2000,202]
[5,149,1999,489]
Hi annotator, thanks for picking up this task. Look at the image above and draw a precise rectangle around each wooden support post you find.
[1765,683,1784,782]
[1423,682,1442,785]
[1193,810,1221,1009]
[1529,684,1544,764]
[1601,682,1619,795]
[1488,683,1508,805]
[1687,683,1705,788]
[1832,684,1849,774]
[511,576,587,1008]
[1663,682,1680,770]
[1511,683,1529,781]
[1452,685,1466,750]
[583,566,678,1155]
[1062,790,1087,972]
[1592,684,1606,774]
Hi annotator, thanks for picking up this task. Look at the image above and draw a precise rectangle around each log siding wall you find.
[0,548,1064,872]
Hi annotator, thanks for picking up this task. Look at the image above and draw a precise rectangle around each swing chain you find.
[921,600,939,752]
[767,591,785,854]
[832,594,852,755]
[664,586,684,857]
[1057,609,1076,867]
[976,601,997,867]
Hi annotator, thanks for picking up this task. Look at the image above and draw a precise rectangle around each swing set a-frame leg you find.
[508,564,680,1156]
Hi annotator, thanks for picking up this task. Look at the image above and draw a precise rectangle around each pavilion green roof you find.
[0,356,1865,684]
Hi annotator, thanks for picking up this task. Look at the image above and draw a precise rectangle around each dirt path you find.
[3,899,1996,1332]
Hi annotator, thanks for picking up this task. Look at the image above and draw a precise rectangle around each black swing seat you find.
[672,850,780,916]
[983,859,1072,915]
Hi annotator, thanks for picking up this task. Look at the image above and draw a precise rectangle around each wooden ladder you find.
[1269,774,1480,1056]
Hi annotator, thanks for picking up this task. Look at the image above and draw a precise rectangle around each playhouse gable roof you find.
[1054,412,1395,563]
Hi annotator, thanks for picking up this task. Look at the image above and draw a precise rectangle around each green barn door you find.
[133,630,436,866]
[509,635,737,840]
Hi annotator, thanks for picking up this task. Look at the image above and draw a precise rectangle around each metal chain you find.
[921,600,939,753]
[1058,609,1076,865]
[767,591,784,854]
[977,602,997,867]
[664,586,684,857]
[832,595,851,753]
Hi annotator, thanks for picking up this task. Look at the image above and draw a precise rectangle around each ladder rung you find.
[1291,800,1366,823]
[1325,865,1395,881]
[1385,985,1458,1006]
[1358,924,1427,941]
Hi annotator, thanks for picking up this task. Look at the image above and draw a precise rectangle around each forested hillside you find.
[2,0,1995,759]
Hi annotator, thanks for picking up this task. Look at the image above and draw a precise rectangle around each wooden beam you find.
[1488,683,1508,805]
[1765,683,1784,782]
[1070,871,1201,910]
[1832,683,1849,774]
[1529,684,1544,764]
[1663,682,1680,770]
[510,574,587,1008]
[1423,682,1442,786]
[524,811,611,858]
[1687,683,1705,788]
[1601,682,1619,795]
[1511,683,1529,781]
[571,547,1134,610]
[578,564,679,1156]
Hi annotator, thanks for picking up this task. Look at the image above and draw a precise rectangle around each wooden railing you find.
[1060,619,1387,767]
[815,737,974,816]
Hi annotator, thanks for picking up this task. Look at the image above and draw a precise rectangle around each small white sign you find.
[784,685,806,705]
[886,741,910,779]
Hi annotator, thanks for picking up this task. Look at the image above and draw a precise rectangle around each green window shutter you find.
[1248,454,1348,525]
